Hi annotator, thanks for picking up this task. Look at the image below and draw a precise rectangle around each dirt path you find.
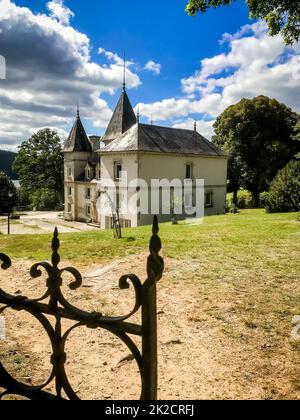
[0,212,100,235]
[0,254,299,400]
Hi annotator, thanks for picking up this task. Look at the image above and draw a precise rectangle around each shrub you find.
[30,188,60,211]
[259,192,269,208]
[265,160,300,213]
[231,190,253,209]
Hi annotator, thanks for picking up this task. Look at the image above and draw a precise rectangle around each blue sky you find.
[0,0,300,149]
[13,0,250,107]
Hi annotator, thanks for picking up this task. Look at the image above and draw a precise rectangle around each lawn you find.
[1,209,300,399]
[0,209,299,267]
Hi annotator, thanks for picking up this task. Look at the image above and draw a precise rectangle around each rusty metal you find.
[0,216,164,400]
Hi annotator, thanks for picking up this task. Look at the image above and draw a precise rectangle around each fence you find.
[0,216,164,400]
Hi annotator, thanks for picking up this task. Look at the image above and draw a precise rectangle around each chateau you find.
[63,87,228,229]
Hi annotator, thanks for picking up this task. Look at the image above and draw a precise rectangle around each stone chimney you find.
[89,136,101,152]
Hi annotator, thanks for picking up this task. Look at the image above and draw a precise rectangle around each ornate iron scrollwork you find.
[0,216,163,400]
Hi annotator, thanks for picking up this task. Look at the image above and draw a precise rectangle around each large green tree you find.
[293,119,300,159]
[0,172,17,213]
[212,96,300,206]
[186,0,300,45]
[13,128,64,202]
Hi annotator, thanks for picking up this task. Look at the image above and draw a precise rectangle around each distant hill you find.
[0,150,18,179]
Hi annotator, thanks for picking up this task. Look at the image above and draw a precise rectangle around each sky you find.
[0,0,300,150]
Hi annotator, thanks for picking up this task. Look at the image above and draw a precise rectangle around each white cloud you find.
[1,3,299,149]
[135,98,192,121]
[137,21,300,139]
[173,119,215,140]
[47,0,74,26]
[98,48,135,68]
[0,0,141,149]
[144,60,161,75]
[181,21,300,112]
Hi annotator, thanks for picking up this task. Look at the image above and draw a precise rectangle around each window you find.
[68,203,71,213]
[125,219,131,228]
[205,192,214,207]
[114,162,122,180]
[98,170,101,179]
[185,163,192,179]
[68,168,72,177]
[68,187,72,196]
[119,218,132,228]
[87,169,90,180]
[86,188,91,199]
[86,205,91,216]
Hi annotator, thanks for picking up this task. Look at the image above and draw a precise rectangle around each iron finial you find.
[152,215,159,236]
[122,52,126,92]
[149,216,161,254]
[51,227,60,268]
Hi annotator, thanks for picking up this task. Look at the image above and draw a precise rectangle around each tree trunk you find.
[232,190,238,205]
[251,190,260,208]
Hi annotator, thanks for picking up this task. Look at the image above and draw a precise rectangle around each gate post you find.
[141,281,158,400]
[141,216,164,400]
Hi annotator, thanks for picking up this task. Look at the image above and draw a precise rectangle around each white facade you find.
[64,148,228,228]
[63,91,228,229]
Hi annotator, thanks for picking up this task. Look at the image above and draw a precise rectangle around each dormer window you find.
[85,165,91,180]
[96,161,101,180]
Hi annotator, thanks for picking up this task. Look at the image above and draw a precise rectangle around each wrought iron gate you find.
[0,216,164,400]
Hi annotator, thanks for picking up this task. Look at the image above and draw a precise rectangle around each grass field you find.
[1,209,300,399]
[0,209,299,266]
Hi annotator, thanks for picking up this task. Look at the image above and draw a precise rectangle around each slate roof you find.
[100,123,227,157]
[64,114,93,153]
[102,91,137,143]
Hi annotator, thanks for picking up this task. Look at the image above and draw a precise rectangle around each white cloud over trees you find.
[137,21,300,139]
[0,1,299,148]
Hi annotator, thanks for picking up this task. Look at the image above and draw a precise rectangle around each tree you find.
[212,96,300,206]
[186,0,300,45]
[293,119,300,159]
[30,188,60,211]
[265,159,300,213]
[0,172,17,214]
[13,128,64,203]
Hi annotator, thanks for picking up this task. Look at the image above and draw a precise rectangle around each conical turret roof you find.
[102,91,137,143]
[64,112,92,153]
